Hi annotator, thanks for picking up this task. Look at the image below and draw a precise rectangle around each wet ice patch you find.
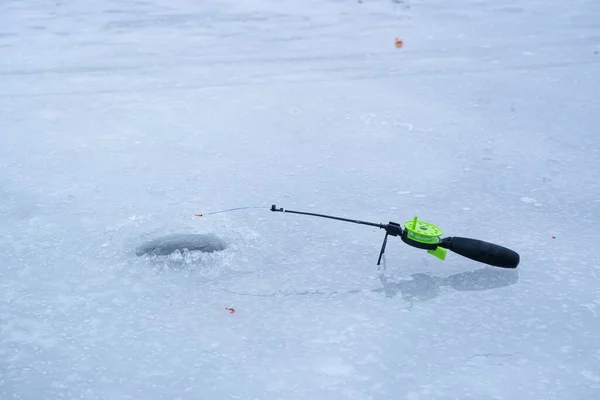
[135,233,227,256]
[521,197,543,207]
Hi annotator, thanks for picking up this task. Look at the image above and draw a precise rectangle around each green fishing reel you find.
[401,216,447,261]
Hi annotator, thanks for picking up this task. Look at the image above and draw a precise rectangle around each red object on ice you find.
[225,307,236,314]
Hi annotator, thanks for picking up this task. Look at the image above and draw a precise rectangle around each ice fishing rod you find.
[270,204,520,269]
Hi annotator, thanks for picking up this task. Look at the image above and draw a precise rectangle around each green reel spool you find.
[402,216,447,260]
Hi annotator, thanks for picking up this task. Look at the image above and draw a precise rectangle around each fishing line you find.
[195,206,268,217]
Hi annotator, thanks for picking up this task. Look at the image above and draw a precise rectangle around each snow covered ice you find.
[1,0,599,399]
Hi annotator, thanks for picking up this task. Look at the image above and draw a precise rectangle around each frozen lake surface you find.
[1,0,599,399]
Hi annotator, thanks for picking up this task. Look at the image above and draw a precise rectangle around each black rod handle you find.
[439,237,520,268]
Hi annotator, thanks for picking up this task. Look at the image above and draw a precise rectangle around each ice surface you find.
[1,0,599,399]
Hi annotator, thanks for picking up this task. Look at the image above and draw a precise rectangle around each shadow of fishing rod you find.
[221,267,519,302]
[374,266,519,302]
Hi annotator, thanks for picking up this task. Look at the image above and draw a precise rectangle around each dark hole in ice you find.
[135,233,227,256]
